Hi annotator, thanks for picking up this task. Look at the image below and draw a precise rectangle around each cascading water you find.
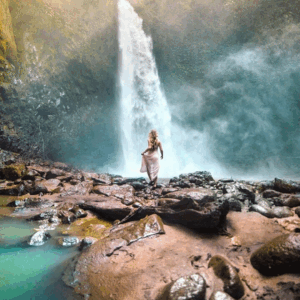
[118,0,177,177]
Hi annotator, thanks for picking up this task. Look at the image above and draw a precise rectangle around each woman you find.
[140,129,163,188]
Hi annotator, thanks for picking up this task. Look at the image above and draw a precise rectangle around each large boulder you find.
[250,233,300,275]
[80,189,229,230]
[62,214,165,293]
[208,255,244,299]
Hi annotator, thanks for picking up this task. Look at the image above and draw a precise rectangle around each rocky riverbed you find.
[1,149,300,300]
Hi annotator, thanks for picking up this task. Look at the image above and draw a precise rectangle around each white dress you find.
[140,145,160,181]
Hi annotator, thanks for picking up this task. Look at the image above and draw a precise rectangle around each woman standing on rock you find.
[140,129,163,188]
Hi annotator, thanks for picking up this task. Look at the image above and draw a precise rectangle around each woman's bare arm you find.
[141,147,152,155]
[159,142,163,159]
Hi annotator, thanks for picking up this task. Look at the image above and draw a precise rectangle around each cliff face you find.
[0,0,121,166]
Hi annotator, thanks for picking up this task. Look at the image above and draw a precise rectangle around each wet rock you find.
[162,188,179,195]
[0,182,25,196]
[26,165,50,177]
[272,206,293,218]
[63,214,165,288]
[157,198,181,207]
[121,198,134,206]
[218,179,235,183]
[249,204,275,218]
[250,233,300,275]
[118,177,147,185]
[209,291,235,300]
[22,169,39,181]
[62,181,93,195]
[228,199,242,212]
[78,237,98,250]
[58,210,77,224]
[257,180,275,192]
[70,206,87,218]
[45,168,65,179]
[208,255,244,299]
[164,188,215,204]
[58,236,80,247]
[262,189,282,198]
[28,230,51,246]
[30,179,61,194]
[92,184,134,199]
[1,163,26,180]
[295,207,300,218]
[167,274,206,300]
[27,209,57,221]
[130,181,146,190]
[53,161,72,171]
[273,194,300,208]
[79,196,132,220]
[86,173,112,185]
[273,178,300,193]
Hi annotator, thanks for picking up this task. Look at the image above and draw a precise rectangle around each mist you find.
[5,0,300,179]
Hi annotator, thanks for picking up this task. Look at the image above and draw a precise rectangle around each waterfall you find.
[118,0,176,177]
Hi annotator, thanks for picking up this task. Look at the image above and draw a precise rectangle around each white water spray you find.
[118,0,177,177]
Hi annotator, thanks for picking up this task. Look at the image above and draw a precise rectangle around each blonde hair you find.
[148,129,159,149]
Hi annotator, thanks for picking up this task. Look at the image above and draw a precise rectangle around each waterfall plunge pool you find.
[0,212,82,300]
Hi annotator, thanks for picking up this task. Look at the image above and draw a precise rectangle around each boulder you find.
[117,177,147,185]
[30,179,61,194]
[62,181,93,196]
[1,163,26,180]
[295,207,300,218]
[80,190,229,230]
[28,230,51,246]
[45,168,65,179]
[272,207,293,218]
[79,237,98,251]
[22,169,39,181]
[129,181,147,190]
[0,182,25,196]
[58,236,80,247]
[63,214,165,288]
[250,233,300,275]
[70,206,88,218]
[208,255,244,299]
[273,194,300,208]
[92,184,134,199]
[262,189,282,198]
[249,205,275,218]
[273,178,300,193]
[58,210,77,224]
[27,209,57,221]
[167,274,206,300]
[26,165,50,177]
[209,291,235,300]
[163,188,215,204]
[53,161,72,171]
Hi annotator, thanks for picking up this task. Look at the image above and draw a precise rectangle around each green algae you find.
[61,216,112,239]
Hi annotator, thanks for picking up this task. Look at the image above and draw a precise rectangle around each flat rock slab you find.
[92,184,134,199]
[63,214,165,293]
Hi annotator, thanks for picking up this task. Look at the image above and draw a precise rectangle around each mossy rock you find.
[208,255,244,299]
[2,164,26,180]
[250,233,300,275]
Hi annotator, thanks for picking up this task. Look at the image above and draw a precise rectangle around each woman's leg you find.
[153,176,158,188]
